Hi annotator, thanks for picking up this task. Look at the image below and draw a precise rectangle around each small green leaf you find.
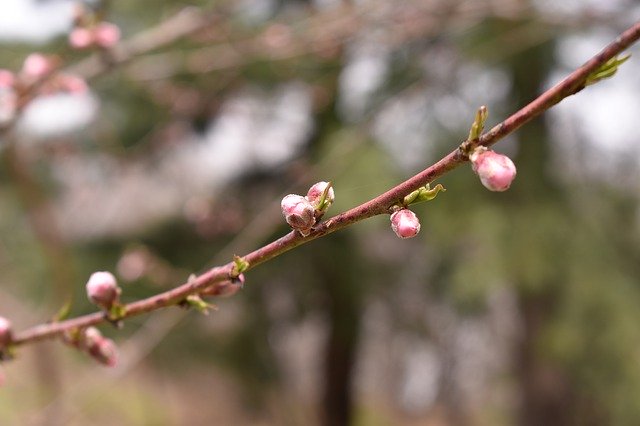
[317,181,334,211]
[414,183,446,203]
[403,188,422,205]
[585,54,630,86]
[53,298,73,322]
[468,105,488,141]
[184,295,217,315]
[403,184,446,207]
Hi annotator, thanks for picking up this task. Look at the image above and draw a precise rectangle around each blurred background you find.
[1,0,640,425]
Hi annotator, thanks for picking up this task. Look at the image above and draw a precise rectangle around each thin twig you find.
[10,20,640,346]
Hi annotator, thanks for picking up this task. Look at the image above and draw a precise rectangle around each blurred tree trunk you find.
[315,234,363,426]
[516,292,572,426]
[506,31,575,426]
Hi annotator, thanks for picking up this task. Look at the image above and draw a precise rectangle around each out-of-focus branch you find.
[10,20,640,346]
[0,6,216,130]
[66,7,217,81]
[0,7,217,316]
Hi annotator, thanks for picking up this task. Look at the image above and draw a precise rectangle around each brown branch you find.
[10,20,640,346]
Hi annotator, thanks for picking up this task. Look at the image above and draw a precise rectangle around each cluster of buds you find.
[20,53,88,94]
[86,271,122,312]
[0,316,13,355]
[470,147,517,192]
[0,53,89,126]
[63,326,117,367]
[281,181,335,236]
[390,209,421,239]
[69,4,120,50]
[69,22,120,50]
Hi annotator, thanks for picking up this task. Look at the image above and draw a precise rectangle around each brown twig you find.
[10,20,640,346]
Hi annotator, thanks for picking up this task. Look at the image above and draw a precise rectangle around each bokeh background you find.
[1,0,640,425]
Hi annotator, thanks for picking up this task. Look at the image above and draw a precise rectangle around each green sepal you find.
[231,256,249,277]
[467,105,488,141]
[0,346,15,362]
[316,181,334,212]
[403,184,446,206]
[107,303,126,321]
[184,295,217,315]
[585,54,630,86]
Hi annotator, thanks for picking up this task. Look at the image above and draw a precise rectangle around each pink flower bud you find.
[470,148,516,192]
[201,274,245,298]
[86,271,121,310]
[281,194,315,236]
[306,181,335,214]
[68,27,94,49]
[59,74,88,94]
[82,327,118,367]
[21,53,54,79]
[94,22,121,48]
[390,209,421,239]
[0,316,13,350]
[0,70,15,89]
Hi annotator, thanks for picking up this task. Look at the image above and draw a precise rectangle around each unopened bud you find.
[68,27,94,49]
[390,209,421,239]
[0,316,13,350]
[201,274,245,298]
[94,22,121,48]
[0,70,15,89]
[21,53,54,80]
[281,194,315,236]
[306,181,334,215]
[82,327,117,367]
[86,271,121,310]
[470,148,516,192]
[59,74,88,94]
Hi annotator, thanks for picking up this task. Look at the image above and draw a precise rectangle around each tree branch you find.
[10,20,640,346]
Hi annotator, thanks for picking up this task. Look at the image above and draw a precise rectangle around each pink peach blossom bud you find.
[201,274,245,298]
[0,70,15,89]
[0,316,13,350]
[470,148,517,192]
[86,271,121,310]
[94,22,121,48]
[21,53,54,79]
[59,74,88,94]
[390,209,421,239]
[306,181,334,214]
[68,27,94,49]
[88,336,118,367]
[82,327,118,367]
[281,194,315,236]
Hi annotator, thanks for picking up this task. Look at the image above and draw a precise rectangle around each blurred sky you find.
[0,0,73,44]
